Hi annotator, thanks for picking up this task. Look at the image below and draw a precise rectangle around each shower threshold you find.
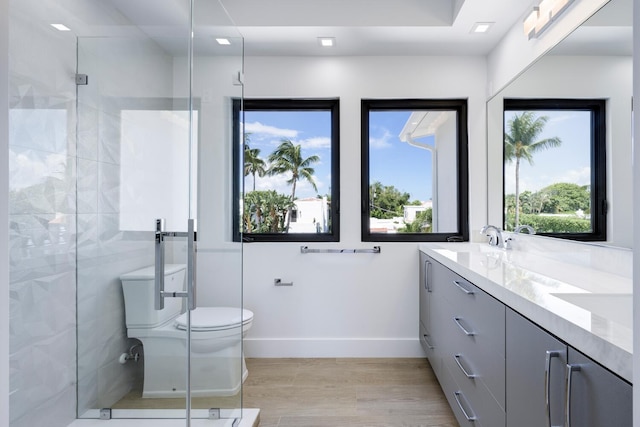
[68,408,259,427]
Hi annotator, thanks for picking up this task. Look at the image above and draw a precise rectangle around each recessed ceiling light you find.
[51,24,71,31]
[471,22,494,33]
[318,37,336,47]
[216,38,231,45]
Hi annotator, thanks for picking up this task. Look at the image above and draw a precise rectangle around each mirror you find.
[487,0,632,248]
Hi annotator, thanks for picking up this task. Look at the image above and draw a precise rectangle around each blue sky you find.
[369,111,433,201]
[504,110,591,195]
[244,110,332,198]
[244,109,434,201]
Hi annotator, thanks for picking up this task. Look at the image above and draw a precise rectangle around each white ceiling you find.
[16,0,628,57]
[219,0,535,56]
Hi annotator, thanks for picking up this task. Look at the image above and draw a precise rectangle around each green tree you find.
[399,208,432,233]
[538,182,590,214]
[268,139,319,231]
[244,145,267,192]
[505,112,561,227]
[369,181,411,219]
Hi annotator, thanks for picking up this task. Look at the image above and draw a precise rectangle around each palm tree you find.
[505,112,561,227]
[244,145,266,191]
[268,139,319,231]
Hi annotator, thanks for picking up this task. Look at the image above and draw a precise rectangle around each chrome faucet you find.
[514,224,536,234]
[480,225,511,249]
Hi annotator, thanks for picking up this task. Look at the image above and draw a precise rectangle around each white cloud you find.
[370,129,393,149]
[249,172,325,199]
[296,136,331,149]
[556,167,591,186]
[505,163,591,194]
[245,121,298,138]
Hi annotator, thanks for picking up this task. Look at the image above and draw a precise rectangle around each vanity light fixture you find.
[471,22,494,33]
[51,24,71,31]
[523,0,576,39]
[215,38,231,45]
[318,37,336,47]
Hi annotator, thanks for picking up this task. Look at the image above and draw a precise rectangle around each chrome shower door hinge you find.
[76,74,88,85]
[99,408,112,420]
[208,408,221,419]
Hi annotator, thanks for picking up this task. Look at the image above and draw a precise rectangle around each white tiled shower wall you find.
[8,6,174,426]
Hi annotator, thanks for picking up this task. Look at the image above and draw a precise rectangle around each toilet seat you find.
[174,307,254,332]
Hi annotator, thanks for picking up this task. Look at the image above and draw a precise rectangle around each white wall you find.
[487,55,633,247]
[233,55,487,357]
[487,0,609,97]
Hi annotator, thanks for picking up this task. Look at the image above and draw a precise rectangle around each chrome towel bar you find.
[300,246,381,254]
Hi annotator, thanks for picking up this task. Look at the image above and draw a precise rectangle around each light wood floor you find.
[245,358,457,427]
[114,358,458,427]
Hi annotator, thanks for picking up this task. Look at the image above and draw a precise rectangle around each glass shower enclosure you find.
[73,0,245,423]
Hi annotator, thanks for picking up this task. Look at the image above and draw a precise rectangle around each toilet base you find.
[142,363,248,398]
[138,335,248,398]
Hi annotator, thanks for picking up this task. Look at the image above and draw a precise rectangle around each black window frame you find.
[361,98,469,242]
[233,98,340,243]
[503,98,607,242]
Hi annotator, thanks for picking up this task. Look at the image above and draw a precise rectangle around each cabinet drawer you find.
[441,297,506,408]
[438,359,480,427]
[445,351,506,427]
[419,321,436,364]
[436,265,505,356]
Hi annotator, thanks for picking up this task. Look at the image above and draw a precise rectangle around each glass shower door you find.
[75,0,244,423]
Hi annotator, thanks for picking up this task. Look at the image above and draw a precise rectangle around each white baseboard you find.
[244,338,425,358]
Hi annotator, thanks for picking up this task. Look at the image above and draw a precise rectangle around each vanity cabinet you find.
[506,307,632,427]
[420,251,632,427]
[420,252,505,427]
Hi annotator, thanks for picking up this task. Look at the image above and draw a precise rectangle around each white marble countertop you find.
[419,236,632,383]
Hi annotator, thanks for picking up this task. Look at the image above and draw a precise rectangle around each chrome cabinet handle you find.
[453,317,475,336]
[422,334,434,350]
[454,354,476,379]
[544,350,561,427]
[424,260,432,292]
[453,280,475,295]
[565,364,581,427]
[454,391,477,421]
[155,218,166,310]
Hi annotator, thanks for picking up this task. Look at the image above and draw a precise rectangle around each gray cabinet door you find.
[566,347,632,427]
[506,308,566,427]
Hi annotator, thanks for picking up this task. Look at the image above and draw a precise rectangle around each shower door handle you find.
[154,218,198,311]
[186,219,197,311]
[155,218,166,310]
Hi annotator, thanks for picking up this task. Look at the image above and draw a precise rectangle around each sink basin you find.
[551,293,632,328]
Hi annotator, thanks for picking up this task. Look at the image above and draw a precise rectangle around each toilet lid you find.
[174,307,253,331]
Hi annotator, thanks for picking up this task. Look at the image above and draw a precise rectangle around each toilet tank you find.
[120,264,186,328]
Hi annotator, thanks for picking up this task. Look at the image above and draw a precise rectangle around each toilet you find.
[120,264,253,398]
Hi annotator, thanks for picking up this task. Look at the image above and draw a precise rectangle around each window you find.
[233,98,340,242]
[503,99,606,241]
[361,99,469,242]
